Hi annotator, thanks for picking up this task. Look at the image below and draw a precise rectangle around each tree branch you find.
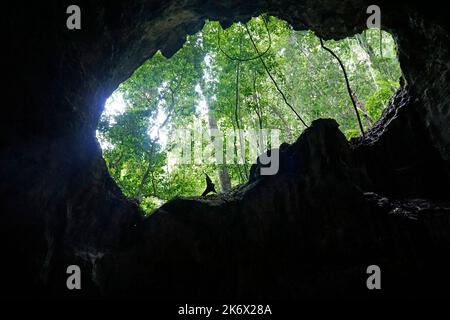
[245,23,309,128]
[319,37,365,137]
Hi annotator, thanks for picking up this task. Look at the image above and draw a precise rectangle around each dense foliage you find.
[97,16,402,213]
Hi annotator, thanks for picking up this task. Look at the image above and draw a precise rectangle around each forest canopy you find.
[97,15,402,213]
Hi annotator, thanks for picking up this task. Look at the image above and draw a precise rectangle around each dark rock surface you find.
[1,0,450,299]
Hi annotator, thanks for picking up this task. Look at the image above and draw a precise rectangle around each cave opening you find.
[96,15,402,213]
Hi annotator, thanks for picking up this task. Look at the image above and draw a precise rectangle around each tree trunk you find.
[134,142,156,201]
[217,166,232,192]
[208,111,232,192]
[351,91,373,126]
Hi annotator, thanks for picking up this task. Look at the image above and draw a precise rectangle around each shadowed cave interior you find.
[1,0,450,299]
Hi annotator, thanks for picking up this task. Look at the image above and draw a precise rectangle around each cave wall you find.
[1,0,449,298]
